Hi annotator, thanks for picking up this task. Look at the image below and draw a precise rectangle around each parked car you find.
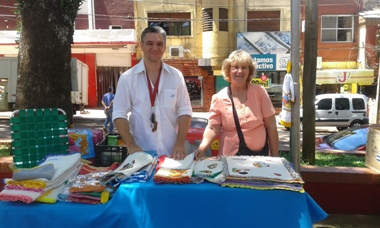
[186,117,219,156]
[289,93,369,131]
[314,124,378,154]
[265,84,282,108]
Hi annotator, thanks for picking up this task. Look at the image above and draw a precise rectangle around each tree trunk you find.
[16,0,82,125]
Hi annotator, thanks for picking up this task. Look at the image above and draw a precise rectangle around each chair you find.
[10,108,69,168]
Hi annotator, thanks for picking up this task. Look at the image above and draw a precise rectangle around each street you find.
[0,109,337,152]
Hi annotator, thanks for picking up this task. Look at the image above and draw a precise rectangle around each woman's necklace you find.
[233,90,247,109]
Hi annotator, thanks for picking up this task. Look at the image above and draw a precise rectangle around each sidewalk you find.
[73,108,107,119]
[0,108,323,130]
[0,108,108,144]
[0,108,211,119]
[0,111,12,119]
[0,107,331,151]
[0,108,111,121]
[0,108,211,143]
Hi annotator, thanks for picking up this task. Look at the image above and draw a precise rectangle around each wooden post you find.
[302,0,318,164]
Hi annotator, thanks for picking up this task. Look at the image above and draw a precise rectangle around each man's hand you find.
[115,118,142,156]
[171,142,187,160]
[126,144,143,155]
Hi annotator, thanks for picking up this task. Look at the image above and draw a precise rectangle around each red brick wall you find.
[75,0,134,30]
[301,166,380,215]
[300,0,360,63]
[164,59,215,112]
[0,0,17,31]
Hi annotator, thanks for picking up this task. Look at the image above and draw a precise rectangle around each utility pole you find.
[302,0,318,163]
[376,58,380,124]
[290,0,301,172]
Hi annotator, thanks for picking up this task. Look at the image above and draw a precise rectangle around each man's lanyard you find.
[146,68,162,131]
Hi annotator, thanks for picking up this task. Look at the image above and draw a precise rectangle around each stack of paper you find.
[220,156,304,192]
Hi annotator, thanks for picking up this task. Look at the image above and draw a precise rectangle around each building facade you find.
[300,0,378,98]
[0,0,378,111]
[0,0,137,108]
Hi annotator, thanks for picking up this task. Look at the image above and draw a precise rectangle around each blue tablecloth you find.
[0,179,327,228]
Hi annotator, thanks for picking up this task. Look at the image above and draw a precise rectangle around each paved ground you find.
[0,107,335,150]
[1,108,379,226]
[313,214,380,228]
[0,109,108,142]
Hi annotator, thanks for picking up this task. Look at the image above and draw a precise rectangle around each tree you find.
[15,0,83,125]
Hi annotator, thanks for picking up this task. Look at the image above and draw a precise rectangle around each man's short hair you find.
[107,86,113,93]
[141,26,167,44]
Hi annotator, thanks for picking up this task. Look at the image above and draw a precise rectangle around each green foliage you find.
[279,151,365,167]
[0,145,11,157]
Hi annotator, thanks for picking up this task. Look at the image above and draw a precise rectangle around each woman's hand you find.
[194,124,221,161]
[194,149,205,161]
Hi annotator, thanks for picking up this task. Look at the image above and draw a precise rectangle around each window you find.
[202,8,213,32]
[219,8,228,32]
[321,15,354,42]
[247,11,280,31]
[353,98,365,110]
[148,13,191,36]
[109,25,122,29]
[316,99,332,110]
[185,76,203,107]
[335,98,349,110]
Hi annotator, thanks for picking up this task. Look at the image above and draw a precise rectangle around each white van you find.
[300,93,369,131]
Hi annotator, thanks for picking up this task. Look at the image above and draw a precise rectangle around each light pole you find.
[290,0,301,172]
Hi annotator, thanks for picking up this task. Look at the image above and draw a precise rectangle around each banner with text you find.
[237,32,291,71]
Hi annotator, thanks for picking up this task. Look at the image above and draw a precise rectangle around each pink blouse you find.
[208,84,275,156]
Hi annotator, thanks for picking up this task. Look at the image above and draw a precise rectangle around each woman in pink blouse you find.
[195,50,279,159]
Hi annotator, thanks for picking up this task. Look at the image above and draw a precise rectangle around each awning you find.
[73,29,137,44]
[316,69,374,85]
[0,29,137,45]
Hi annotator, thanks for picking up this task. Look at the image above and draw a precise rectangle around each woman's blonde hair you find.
[221,49,257,84]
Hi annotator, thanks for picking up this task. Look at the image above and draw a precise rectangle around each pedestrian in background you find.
[112,26,192,160]
[102,86,115,133]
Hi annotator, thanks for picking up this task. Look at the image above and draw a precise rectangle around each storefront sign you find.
[276,53,290,71]
[237,32,291,72]
[251,78,271,87]
[316,69,374,85]
[251,54,276,71]
[237,32,291,55]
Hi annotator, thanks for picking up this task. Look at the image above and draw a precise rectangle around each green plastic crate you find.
[10,108,69,168]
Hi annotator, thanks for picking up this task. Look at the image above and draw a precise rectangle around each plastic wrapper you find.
[58,172,115,204]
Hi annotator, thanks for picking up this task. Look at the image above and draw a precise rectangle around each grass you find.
[279,151,366,167]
